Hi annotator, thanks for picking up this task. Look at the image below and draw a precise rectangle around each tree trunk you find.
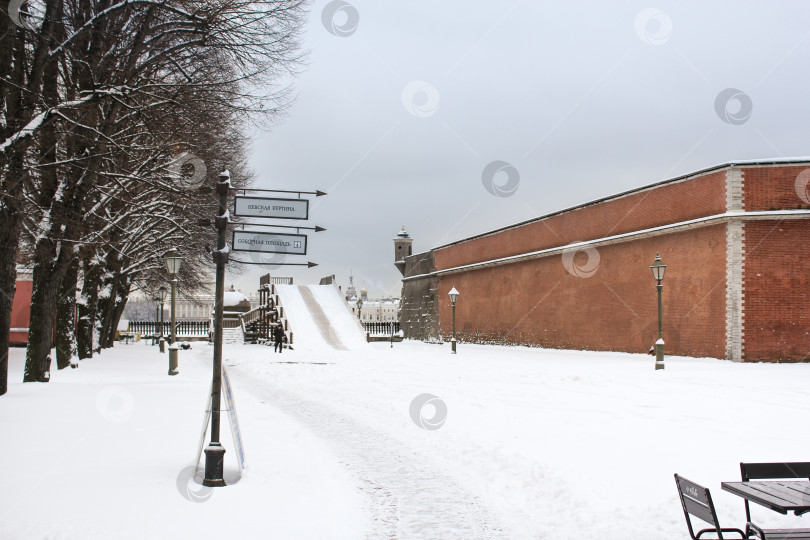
[0,222,20,395]
[96,275,118,349]
[102,277,130,349]
[77,257,102,360]
[24,240,75,382]
[0,27,29,394]
[22,0,67,383]
[0,155,24,396]
[55,255,79,369]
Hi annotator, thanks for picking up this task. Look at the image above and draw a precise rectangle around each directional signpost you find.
[202,175,326,489]
[231,191,325,266]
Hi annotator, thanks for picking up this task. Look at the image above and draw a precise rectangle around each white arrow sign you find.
[233,196,309,220]
[232,230,307,255]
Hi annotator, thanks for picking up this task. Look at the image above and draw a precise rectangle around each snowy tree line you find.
[0,0,308,395]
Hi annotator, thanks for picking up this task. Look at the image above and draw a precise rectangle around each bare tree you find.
[0,0,308,388]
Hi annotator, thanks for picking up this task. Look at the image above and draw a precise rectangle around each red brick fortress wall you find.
[743,165,810,212]
[433,170,727,270]
[437,225,727,358]
[738,164,810,361]
[743,221,810,362]
[407,160,810,361]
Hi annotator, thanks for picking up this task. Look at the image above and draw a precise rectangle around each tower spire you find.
[346,268,357,300]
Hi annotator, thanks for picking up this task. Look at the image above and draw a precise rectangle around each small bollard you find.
[159,338,165,353]
[168,345,179,376]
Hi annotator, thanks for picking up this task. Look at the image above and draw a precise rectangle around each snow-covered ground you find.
[2,339,810,539]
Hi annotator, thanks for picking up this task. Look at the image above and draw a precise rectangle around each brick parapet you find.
[434,169,728,271]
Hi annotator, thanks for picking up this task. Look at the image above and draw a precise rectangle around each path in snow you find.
[298,286,348,350]
[231,372,509,539]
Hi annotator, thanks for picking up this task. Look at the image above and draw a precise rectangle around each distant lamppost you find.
[164,249,182,375]
[650,253,667,370]
[356,297,363,325]
[157,286,168,352]
[449,287,459,354]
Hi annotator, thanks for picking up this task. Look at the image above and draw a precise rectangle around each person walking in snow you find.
[273,323,285,353]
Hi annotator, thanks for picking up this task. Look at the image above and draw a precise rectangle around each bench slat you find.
[683,495,716,525]
[758,530,810,540]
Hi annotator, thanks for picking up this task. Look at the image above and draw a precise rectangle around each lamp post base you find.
[202,443,227,487]
[451,338,457,354]
[168,346,179,375]
[655,340,665,370]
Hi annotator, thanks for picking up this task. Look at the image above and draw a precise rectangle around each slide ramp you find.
[275,285,368,352]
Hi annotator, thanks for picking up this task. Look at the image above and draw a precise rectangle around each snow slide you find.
[275,284,368,352]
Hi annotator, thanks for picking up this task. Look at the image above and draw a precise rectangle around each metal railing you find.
[260,274,294,286]
[127,320,210,337]
[363,321,400,335]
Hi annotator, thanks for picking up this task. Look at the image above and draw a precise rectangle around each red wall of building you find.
[10,279,33,345]
[743,165,810,212]
[438,224,728,358]
[743,220,810,361]
[434,170,727,271]
[405,162,810,361]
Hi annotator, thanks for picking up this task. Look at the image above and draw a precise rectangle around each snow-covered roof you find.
[223,290,249,307]
[15,266,33,280]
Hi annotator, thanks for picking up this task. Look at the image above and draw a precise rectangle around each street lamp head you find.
[356,298,363,309]
[157,286,168,302]
[449,287,460,304]
[164,248,182,275]
[650,253,666,282]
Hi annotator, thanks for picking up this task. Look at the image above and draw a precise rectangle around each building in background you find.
[9,266,34,345]
[344,270,357,301]
[342,269,399,323]
[125,284,256,322]
[396,159,810,362]
[349,298,400,323]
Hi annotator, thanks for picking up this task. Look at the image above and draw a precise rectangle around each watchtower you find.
[394,226,413,276]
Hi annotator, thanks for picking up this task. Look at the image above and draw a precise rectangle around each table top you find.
[722,481,810,515]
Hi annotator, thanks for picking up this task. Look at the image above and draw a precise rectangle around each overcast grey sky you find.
[231,1,810,298]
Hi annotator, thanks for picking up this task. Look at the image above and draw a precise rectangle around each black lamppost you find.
[449,287,459,354]
[356,297,363,322]
[203,170,231,488]
[650,254,667,370]
[157,286,168,351]
[164,249,182,375]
